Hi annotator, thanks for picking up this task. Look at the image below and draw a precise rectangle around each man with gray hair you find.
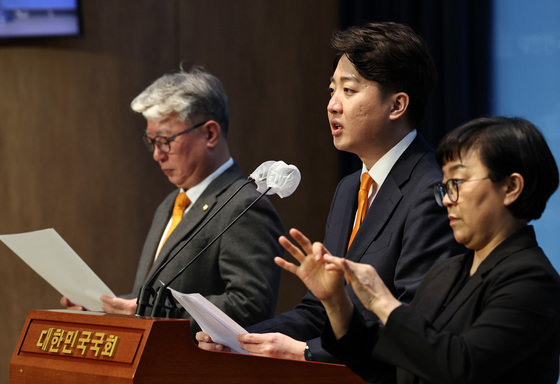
[65,67,284,335]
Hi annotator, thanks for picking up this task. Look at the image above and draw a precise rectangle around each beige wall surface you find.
[0,0,339,381]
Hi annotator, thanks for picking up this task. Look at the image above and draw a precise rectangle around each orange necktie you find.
[156,192,190,258]
[347,173,375,250]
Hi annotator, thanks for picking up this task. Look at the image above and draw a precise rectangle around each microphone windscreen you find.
[266,161,301,198]
[249,160,277,193]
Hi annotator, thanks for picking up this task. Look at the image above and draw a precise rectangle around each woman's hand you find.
[325,256,402,324]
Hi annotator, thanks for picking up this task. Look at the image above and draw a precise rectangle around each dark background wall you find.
[0,1,339,380]
[337,0,492,176]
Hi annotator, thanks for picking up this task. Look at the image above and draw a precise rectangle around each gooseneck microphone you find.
[148,161,301,317]
[135,160,281,316]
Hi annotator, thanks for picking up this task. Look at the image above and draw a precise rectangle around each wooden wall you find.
[0,0,339,381]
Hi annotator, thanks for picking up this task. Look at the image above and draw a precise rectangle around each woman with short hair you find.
[276,116,560,383]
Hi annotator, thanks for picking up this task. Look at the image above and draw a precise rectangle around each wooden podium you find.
[10,310,367,383]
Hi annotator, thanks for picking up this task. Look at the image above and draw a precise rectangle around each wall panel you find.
[0,1,338,380]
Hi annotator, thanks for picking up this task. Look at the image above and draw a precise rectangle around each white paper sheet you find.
[0,228,115,312]
[169,288,248,354]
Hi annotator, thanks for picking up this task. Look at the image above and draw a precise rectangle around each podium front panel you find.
[11,310,367,384]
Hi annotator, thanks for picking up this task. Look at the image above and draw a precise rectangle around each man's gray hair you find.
[131,67,229,135]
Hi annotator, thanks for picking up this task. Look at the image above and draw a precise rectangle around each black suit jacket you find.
[249,135,462,361]
[130,163,283,335]
[325,226,560,383]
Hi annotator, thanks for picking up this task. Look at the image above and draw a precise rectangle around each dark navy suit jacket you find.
[249,135,462,362]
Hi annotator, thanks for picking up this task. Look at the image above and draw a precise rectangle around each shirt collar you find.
[181,157,234,204]
[362,129,416,187]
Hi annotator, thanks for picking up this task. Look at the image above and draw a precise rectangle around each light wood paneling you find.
[0,1,338,381]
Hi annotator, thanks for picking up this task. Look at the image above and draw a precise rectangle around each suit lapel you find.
[346,136,427,262]
[144,163,244,281]
[135,193,175,284]
[432,268,483,330]
[347,175,402,262]
[329,172,360,257]
[416,257,466,321]
[149,195,216,273]
[432,226,537,329]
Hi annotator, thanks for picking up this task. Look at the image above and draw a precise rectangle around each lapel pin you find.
[202,204,209,211]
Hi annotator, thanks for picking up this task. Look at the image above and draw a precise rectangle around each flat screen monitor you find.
[0,0,81,39]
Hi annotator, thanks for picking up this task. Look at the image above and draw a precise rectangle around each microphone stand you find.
[150,187,271,317]
[135,178,255,316]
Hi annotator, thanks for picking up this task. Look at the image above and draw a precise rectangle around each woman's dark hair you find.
[436,116,559,221]
[330,22,436,128]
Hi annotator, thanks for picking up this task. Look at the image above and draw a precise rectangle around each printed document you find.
[0,228,115,312]
[170,288,248,354]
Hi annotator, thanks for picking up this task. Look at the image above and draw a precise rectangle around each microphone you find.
[135,160,278,316]
[266,160,301,198]
[249,160,276,193]
[149,161,301,317]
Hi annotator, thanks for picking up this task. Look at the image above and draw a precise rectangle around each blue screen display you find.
[0,0,80,38]
[491,0,560,279]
